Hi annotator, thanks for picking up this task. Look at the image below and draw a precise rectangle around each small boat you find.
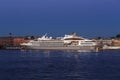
[103,45,120,50]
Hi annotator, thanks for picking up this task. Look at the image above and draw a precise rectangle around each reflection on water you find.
[0,50,120,80]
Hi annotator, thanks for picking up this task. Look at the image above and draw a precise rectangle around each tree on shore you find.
[97,37,102,40]
[116,34,120,39]
[110,36,115,39]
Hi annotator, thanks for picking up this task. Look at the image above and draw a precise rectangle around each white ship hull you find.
[25,46,95,50]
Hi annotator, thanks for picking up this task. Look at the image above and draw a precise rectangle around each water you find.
[0,50,120,80]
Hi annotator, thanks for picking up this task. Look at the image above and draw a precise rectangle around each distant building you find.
[96,39,120,47]
[111,40,120,46]
[0,37,28,49]
[97,39,111,46]
[13,37,28,46]
[0,37,13,47]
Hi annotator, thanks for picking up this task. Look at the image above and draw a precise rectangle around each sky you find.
[0,0,120,38]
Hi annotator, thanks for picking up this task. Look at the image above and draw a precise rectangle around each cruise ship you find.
[21,33,97,51]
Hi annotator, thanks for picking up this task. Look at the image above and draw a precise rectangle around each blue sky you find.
[0,0,120,38]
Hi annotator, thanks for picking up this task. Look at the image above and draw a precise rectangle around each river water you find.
[0,50,120,80]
